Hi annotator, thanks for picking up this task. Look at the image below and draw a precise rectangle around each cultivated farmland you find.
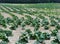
[0,3,60,44]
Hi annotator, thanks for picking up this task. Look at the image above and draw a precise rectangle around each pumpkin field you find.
[0,3,60,44]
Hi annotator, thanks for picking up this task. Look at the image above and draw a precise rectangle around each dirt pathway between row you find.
[8,26,23,44]
[1,12,12,18]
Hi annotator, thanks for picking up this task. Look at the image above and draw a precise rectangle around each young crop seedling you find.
[0,29,12,36]
[17,32,29,44]
[42,18,49,26]
[31,17,40,27]
[24,15,33,25]
[56,24,60,29]
[21,22,26,27]
[43,32,51,40]
[5,17,13,24]
[50,19,58,26]
[44,25,49,30]
[51,29,58,36]
[51,37,60,44]
[0,33,9,42]
[10,25,17,30]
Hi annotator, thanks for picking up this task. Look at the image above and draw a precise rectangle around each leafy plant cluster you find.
[0,29,12,43]
[51,26,60,44]
[19,15,40,30]
[16,29,51,44]
[0,14,7,28]
[15,15,60,44]
[51,32,60,44]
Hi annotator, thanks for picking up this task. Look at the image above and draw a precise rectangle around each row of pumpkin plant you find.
[1,5,58,16]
